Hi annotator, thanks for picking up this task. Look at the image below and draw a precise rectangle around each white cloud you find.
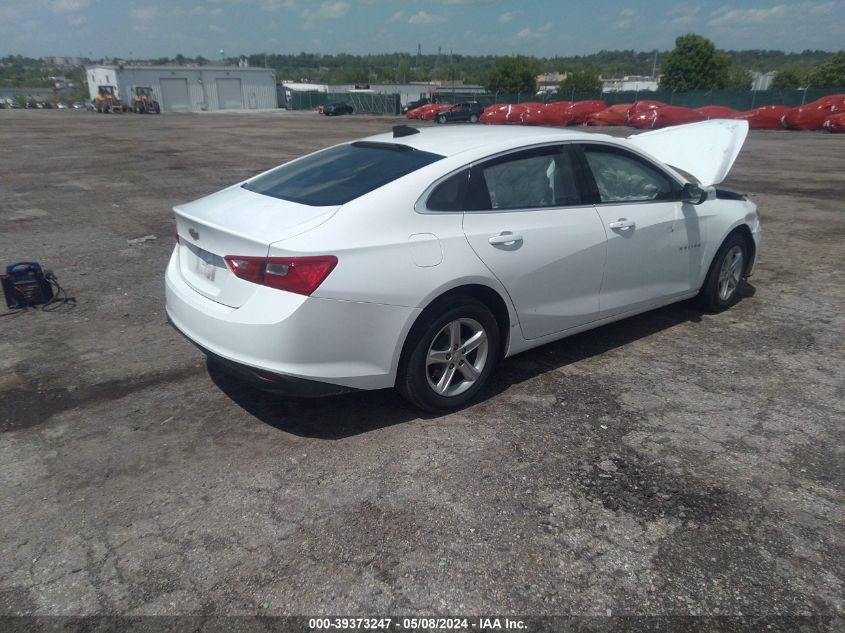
[708,4,788,27]
[614,7,638,28]
[438,0,497,5]
[130,7,160,21]
[409,10,446,25]
[191,5,225,16]
[498,10,522,24]
[51,0,91,13]
[67,14,88,25]
[514,22,554,40]
[389,10,403,22]
[309,1,348,19]
[302,0,349,28]
[209,24,226,32]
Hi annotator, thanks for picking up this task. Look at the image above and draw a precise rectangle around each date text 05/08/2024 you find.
[308,617,528,630]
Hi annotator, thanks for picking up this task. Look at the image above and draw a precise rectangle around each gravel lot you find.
[1,110,843,628]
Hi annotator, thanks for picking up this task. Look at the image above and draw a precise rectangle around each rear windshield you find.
[243,142,444,206]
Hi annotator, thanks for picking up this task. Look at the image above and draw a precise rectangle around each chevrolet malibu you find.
[166,120,761,412]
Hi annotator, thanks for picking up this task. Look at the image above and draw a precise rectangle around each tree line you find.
[2,38,842,94]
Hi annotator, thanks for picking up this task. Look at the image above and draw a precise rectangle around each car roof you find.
[360,125,616,158]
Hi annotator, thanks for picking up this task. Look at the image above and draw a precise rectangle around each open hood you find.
[627,119,749,187]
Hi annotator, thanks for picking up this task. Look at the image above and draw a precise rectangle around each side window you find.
[427,169,469,211]
[467,146,582,211]
[582,145,678,203]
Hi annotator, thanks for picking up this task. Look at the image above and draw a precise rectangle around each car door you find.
[574,143,703,317]
[461,145,607,340]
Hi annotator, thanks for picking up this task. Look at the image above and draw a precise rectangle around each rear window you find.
[243,142,444,206]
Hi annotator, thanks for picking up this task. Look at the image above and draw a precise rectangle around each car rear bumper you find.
[164,247,419,391]
[169,318,358,396]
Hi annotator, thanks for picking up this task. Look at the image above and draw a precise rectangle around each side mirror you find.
[682,183,709,205]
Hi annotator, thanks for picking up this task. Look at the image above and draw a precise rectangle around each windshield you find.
[243,142,443,206]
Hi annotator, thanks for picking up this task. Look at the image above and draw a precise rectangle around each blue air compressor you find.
[1,261,54,309]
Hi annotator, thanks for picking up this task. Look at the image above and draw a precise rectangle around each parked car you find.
[41,102,54,109]
[72,102,86,110]
[435,102,484,124]
[56,102,68,109]
[323,102,353,116]
[166,120,760,411]
[402,97,435,114]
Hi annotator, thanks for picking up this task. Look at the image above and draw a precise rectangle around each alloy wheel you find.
[718,245,743,302]
[425,318,489,397]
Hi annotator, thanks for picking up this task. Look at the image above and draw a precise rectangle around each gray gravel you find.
[0,110,843,628]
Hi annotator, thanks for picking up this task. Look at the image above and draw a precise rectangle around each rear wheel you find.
[437,115,446,124]
[469,114,479,123]
[697,232,747,312]
[397,298,500,412]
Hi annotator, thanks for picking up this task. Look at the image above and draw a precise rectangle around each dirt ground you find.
[1,110,843,628]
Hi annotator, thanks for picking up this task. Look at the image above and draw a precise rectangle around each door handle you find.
[608,219,635,230]
[488,232,523,245]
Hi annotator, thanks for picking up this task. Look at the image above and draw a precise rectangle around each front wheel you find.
[397,298,500,412]
[697,232,747,312]
[437,115,446,124]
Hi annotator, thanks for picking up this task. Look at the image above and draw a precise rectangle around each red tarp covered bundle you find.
[564,100,607,125]
[520,104,550,125]
[585,104,632,126]
[733,105,790,129]
[538,101,578,125]
[626,100,668,123]
[695,105,739,119]
[629,105,706,129]
[480,104,527,124]
[823,112,845,133]
[782,95,845,130]
[815,94,845,108]
[517,102,555,125]
[405,104,447,120]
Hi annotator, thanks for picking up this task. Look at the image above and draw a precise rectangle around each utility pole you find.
[652,50,658,79]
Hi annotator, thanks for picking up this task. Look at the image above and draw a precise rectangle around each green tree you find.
[807,51,845,87]
[484,56,539,94]
[772,68,804,89]
[560,70,601,93]
[723,65,752,90]
[659,34,731,91]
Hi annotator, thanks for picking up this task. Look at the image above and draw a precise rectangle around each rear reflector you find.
[224,255,337,296]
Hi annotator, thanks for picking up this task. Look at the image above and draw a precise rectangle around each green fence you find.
[291,87,843,114]
[290,91,400,114]
[438,88,845,110]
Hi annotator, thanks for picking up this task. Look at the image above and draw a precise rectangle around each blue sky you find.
[1,0,843,59]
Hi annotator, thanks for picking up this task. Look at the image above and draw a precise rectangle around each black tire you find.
[437,115,446,124]
[152,102,160,114]
[469,114,479,123]
[697,232,748,312]
[397,297,500,413]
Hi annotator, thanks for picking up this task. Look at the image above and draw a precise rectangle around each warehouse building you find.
[85,65,277,111]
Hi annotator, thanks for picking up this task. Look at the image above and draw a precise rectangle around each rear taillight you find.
[224,255,337,296]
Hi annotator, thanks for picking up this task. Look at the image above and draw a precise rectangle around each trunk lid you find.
[174,185,338,307]
[627,119,749,187]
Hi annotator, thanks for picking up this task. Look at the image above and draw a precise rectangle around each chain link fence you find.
[290,87,843,114]
[290,91,400,114]
[439,88,845,110]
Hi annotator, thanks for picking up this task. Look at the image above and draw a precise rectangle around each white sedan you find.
[166,120,761,411]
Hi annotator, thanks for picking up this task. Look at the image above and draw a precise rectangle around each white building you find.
[601,75,659,93]
[85,65,277,111]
